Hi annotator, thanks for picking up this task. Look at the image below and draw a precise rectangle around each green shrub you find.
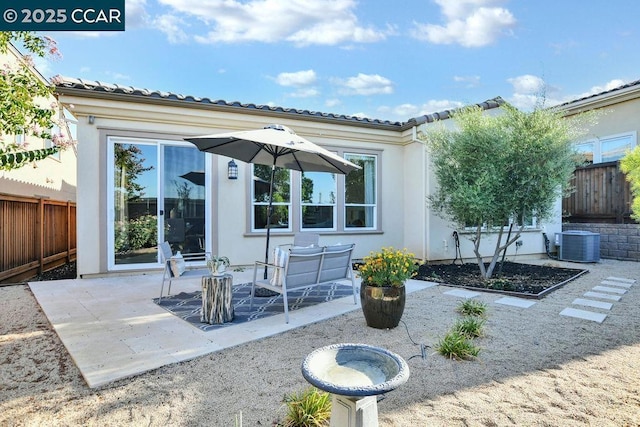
[436,331,480,360]
[280,386,331,427]
[114,215,158,253]
[453,316,485,338]
[457,299,487,317]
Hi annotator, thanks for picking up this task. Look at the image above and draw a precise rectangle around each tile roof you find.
[53,76,504,131]
[556,79,640,108]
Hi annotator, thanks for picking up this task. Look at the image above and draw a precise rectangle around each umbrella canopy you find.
[185,124,361,277]
[186,124,359,175]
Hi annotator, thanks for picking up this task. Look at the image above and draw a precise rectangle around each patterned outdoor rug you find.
[153,281,355,332]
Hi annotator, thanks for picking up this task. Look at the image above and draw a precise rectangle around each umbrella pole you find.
[264,162,277,279]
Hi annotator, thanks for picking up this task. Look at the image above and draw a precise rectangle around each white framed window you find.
[344,153,377,229]
[252,164,291,232]
[576,131,637,164]
[300,171,337,230]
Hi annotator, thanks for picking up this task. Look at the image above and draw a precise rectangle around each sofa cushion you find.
[169,252,186,277]
[270,247,289,287]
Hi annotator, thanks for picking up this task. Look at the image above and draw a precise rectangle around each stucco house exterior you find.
[0,44,77,202]
[54,77,564,278]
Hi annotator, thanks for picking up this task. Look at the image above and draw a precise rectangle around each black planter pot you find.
[360,284,406,329]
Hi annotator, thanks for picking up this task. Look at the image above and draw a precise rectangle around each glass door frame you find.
[106,136,212,271]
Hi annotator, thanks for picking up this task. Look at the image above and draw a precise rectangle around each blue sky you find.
[35,0,640,123]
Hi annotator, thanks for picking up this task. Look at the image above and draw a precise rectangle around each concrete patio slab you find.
[29,272,431,388]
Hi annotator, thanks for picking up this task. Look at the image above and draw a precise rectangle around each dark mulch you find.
[29,262,77,282]
[414,261,588,299]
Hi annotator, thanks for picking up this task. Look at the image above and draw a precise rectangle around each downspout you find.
[412,126,428,261]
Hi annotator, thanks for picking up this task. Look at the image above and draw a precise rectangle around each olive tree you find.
[0,31,70,170]
[620,146,640,222]
[423,103,582,279]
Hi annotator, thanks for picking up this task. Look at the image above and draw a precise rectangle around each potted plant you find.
[358,247,418,329]
[207,255,230,276]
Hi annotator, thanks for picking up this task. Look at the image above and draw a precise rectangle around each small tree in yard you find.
[620,147,640,222]
[423,103,584,279]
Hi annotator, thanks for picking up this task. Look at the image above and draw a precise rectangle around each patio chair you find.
[280,232,320,249]
[159,241,210,301]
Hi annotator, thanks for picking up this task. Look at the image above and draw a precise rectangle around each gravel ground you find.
[1,258,639,426]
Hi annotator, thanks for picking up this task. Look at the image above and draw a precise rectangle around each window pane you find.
[301,171,336,229]
[253,164,291,231]
[253,164,290,202]
[113,143,158,265]
[346,206,374,228]
[254,205,290,230]
[302,205,334,229]
[345,154,376,229]
[576,142,594,165]
[163,145,205,254]
[345,154,376,204]
[602,136,632,162]
[44,125,61,160]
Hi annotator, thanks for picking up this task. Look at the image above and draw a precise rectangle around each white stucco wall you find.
[59,91,414,275]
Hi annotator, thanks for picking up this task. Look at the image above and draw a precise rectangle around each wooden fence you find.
[0,193,76,283]
[562,161,634,224]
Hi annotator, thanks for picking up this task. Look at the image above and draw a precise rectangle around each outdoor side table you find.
[201,274,234,324]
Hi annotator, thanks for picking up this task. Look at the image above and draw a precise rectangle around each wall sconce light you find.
[228,160,238,180]
[88,115,95,124]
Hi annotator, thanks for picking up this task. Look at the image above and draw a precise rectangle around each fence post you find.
[67,200,72,263]
[38,197,44,275]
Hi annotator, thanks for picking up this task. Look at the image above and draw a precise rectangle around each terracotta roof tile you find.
[53,76,503,130]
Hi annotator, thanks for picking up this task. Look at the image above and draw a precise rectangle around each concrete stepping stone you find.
[592,285,627,295]
[494,296,536,308]
[560,307,607,323]
[571,298,613,310]
[601,280,633,289]
[443,289,480,298]
[606,276,636,284]
[583,291,621,301]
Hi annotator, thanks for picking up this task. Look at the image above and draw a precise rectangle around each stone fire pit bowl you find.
[301,343,410,397]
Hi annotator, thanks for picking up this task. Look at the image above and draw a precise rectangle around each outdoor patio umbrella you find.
[185,124,361,278]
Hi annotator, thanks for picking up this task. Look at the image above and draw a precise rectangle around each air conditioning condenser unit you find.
[558,230,600,262]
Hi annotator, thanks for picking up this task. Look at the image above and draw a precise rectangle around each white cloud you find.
[579,79,627,97]
[154,14,189,44]
[126,0,151,28]
[275,70,317,87]
[288,88,320,98]
[507,74,545,94]
[377,99,465,121]
[158,0,390,46]
[412,0,516,47]
[453,75,481,87]
[506,74,564,110]
[325,98,342,108]
[333,73,394,96]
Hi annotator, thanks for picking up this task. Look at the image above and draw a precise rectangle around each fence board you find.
[563,161,633,223]
[0,193,76,283]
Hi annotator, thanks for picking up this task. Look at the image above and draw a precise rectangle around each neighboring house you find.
[0,44,77,202]
[558,79,640,260]
[54,77,564,277]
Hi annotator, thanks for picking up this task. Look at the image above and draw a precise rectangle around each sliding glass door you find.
[109,138,206,269]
